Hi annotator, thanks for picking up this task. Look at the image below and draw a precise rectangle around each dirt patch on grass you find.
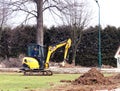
[71,67,113,85]
[50,68,120,91]
[114,73,120,79]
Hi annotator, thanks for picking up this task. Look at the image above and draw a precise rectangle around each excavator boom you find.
[45,38,72,68]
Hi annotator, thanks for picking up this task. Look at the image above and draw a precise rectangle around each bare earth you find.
[47,68,120,91]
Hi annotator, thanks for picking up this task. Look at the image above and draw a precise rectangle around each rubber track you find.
[23,70,53,76]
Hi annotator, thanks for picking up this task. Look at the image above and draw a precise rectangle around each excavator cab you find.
[27,44,46,60]
[22,44,46,70]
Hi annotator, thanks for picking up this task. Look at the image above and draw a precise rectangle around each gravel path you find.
[0,67,120,73]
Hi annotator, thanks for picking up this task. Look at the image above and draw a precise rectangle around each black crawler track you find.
[20,68,53,76]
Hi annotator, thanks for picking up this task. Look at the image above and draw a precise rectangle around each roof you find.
[115,46,120,58]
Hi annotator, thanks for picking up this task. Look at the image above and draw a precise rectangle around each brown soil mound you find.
[114,73,120,79]
[52,68,120,91]
[72,68,113,85]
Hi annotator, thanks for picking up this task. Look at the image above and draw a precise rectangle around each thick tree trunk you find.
[71,44,77,66]
[36,0,43,46]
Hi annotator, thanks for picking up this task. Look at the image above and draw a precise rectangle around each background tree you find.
[4,0,71,45]
[0,0,11,28]
[0,27,11,58]
[1,0,42,45]
[0,24,120,67]
[101,26,120,67]
[0,0,11,45]
[54,0,92,65]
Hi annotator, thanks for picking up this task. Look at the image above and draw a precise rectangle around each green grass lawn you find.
[0,72,80,91]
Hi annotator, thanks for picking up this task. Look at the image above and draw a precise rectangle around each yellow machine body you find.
[22,57,40,69]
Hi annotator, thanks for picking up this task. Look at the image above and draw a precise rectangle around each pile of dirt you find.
[48,68,120,91]
[72,68,113,85]
[114,73,120,79]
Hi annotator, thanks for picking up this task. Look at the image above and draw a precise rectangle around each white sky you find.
[44,0,120,28]
[90,0,120,28]
[8,0,120,28]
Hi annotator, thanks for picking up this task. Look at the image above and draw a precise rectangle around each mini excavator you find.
[20,38,72,76]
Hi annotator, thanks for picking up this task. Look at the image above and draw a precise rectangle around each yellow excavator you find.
[20,38,72,76]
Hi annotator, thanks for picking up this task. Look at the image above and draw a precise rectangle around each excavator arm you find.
[45,38,72,68]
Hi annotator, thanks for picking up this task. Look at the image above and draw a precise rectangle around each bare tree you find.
[0,0,11,40]
[3,0,78,46]
[3,0,41,44]
[52,0,92,65]
[0,0,9,28]
[5,0,56,46]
